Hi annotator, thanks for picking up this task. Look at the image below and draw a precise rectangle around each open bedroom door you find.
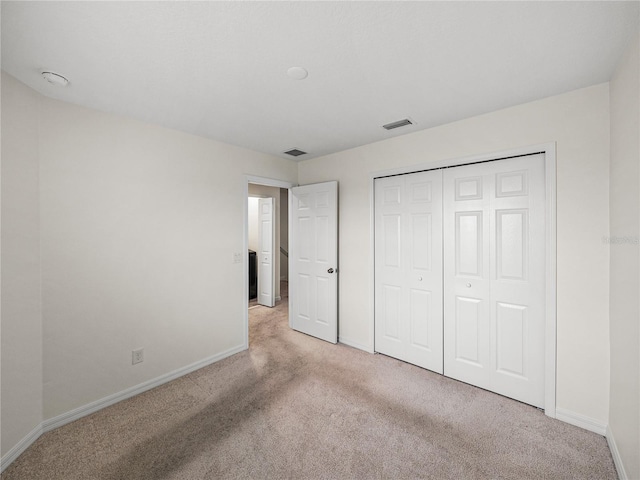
[289,181,338,344]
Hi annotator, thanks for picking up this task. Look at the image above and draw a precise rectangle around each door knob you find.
[466,283,472,288]
[418,276,423,281]
[327,268,335,274]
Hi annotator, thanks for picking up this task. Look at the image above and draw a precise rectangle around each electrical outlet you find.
[132,348,144,365]
[233,252,243,264]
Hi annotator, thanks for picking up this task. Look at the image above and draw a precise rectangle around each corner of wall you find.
[607,425,629,480]
[608,25,640,480]
[0,71,45,471]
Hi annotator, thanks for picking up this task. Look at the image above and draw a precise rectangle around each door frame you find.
[369,142,557,418]
[243,175,296,349]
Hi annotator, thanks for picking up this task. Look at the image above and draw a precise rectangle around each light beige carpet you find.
[2,289,616,479]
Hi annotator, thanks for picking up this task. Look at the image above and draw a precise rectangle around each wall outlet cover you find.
[132,348,144,365]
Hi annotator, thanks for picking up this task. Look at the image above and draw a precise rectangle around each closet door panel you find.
[444,168,492,387]
[375,170,443,373]
[444,155,545,408]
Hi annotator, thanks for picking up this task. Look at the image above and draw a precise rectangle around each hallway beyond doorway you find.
[249,280,288,311]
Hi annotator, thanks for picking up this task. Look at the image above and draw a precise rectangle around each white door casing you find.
[258,197,275,307]
[289,181,338,344]
[374,170,444,373]
[443,154,546,408]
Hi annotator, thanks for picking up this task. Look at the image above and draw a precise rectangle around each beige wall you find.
[1,72,298,459]
[298,84,611,425]
[609,29,640,479]
[1,74,43,456]
[34,83,296,419]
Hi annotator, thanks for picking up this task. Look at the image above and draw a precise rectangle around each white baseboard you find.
[606,425,628,480]
[1,424,43,473]
[555,407,607,435]
[338,336,373,353]
[1,344,246,473]
[43,344,246,432]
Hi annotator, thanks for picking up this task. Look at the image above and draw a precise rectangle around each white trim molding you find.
[543,143,558,419]
[1,424,43,473]
[555,407,607,436]
[606,425,629,480]
[1,344,245,474]
[369,142,558,417]
[42,344,245,432]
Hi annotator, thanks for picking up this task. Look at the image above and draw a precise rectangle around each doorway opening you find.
[243,176,295,349]
[247,185,289,309]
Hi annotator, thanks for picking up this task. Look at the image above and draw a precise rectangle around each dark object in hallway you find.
[248,249,257,299]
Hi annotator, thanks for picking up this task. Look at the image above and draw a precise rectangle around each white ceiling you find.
[2,1,638,161]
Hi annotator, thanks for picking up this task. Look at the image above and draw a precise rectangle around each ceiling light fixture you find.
[287,67,308,80]
[41,71,69,87]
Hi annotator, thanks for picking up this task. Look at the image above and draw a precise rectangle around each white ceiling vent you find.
[284,148,307,157]
[382,118,413,130]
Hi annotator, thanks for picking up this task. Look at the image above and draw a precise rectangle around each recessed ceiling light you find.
[41,71,69,87]
[287,67,308,80]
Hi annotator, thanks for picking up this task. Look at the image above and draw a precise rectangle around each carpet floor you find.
[2,287,616,479]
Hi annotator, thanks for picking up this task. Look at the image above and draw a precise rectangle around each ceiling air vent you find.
[284,148,307,157]
[382,118,413,130]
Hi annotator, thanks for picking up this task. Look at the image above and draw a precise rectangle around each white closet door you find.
[375,170,444,373]
[443,154,546,407]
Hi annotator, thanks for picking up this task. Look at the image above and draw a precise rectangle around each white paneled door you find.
[374,154,546,408]
[290,181,338,344]
[374,170,444,373]
[258,197,275,308]
[443,154,546,408]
